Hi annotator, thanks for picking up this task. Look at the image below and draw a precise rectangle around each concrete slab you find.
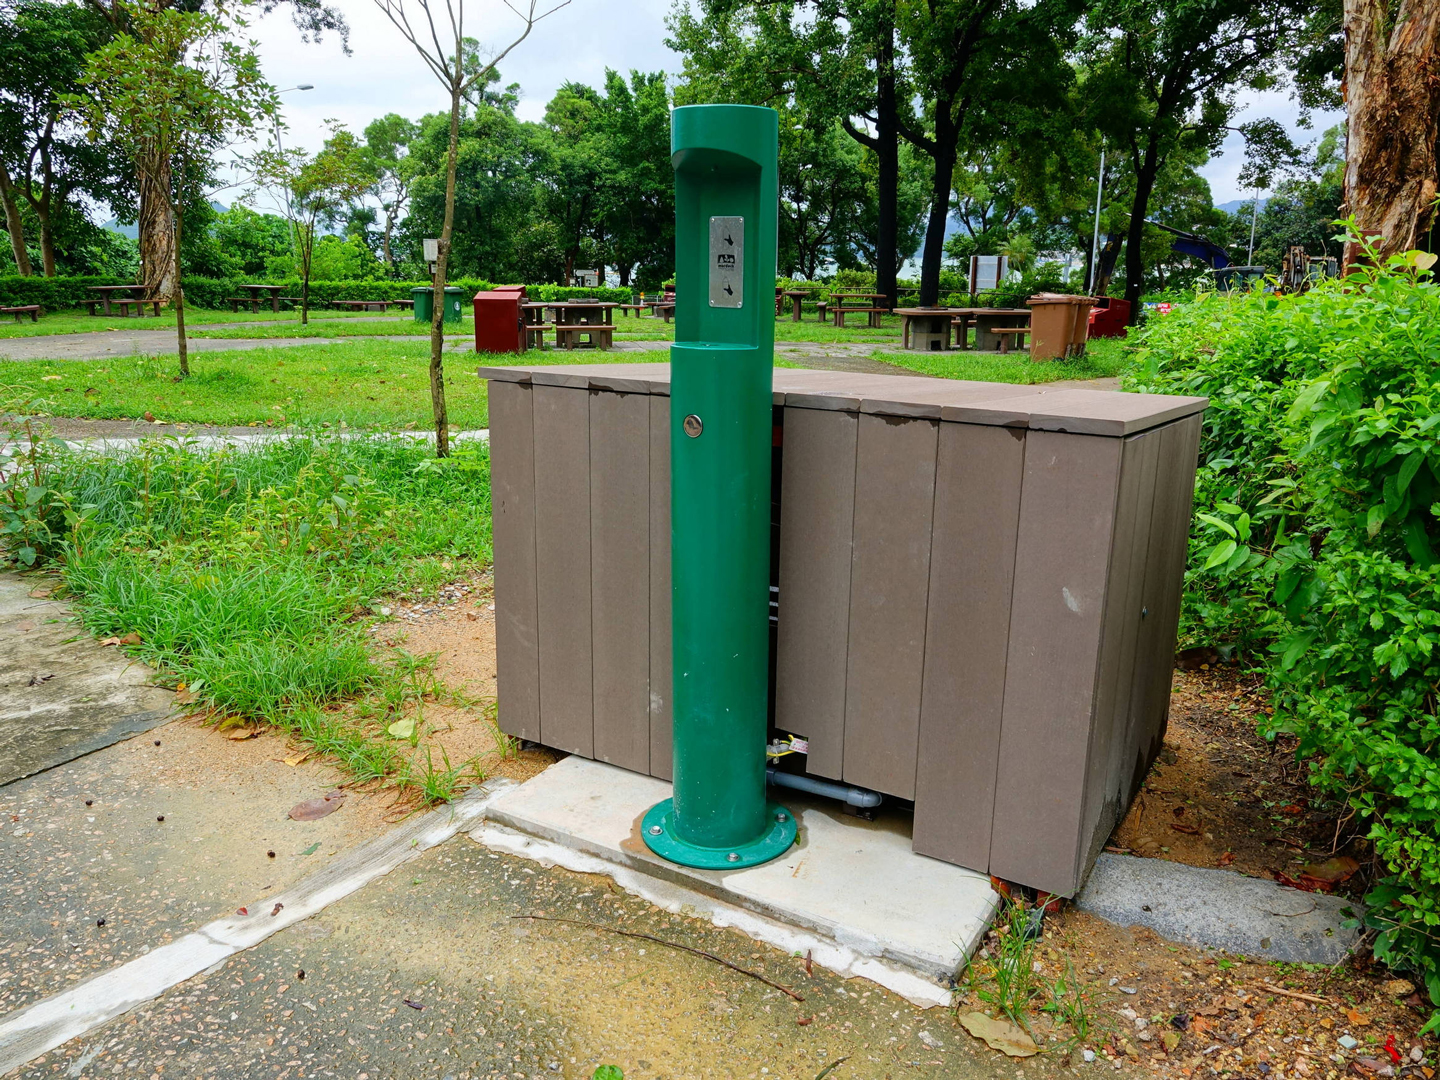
[0,574,173,785]
[1075,852,1362,963]
[481,756,1000,1002]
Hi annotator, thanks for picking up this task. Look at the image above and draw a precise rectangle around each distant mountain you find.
[1216,197,1269,215]
[102,200,228,239]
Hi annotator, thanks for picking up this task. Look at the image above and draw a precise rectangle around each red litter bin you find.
[473,286,527,353]
[1087,296,1131,339]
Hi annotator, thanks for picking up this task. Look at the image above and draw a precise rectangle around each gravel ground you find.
[14,836,1050,1080]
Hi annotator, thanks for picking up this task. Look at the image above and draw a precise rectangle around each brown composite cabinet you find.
[482,362,1206,897]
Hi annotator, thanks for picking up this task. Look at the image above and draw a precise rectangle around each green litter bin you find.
[411,287,432,323]
[412,287,465,324]
[443,286,465,323]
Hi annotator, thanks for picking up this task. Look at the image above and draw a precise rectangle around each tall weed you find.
[1,430,493,794]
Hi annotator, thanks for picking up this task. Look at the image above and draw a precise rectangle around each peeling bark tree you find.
[1341,0,1440,264]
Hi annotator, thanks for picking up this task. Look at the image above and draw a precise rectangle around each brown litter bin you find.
[1027,293,1095,360]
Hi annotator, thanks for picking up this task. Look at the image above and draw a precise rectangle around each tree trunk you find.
[1341,0,1440,264]
[382,212,395,271]
[139,154,177,299]
[300,221,312,326]
[1122,162,1159,320]
[38,216,56,277]
[0,165,33,276]
[1094,232,1124,296]
[918,110,959,307]
[173,202,188,378]
[874,18,900,307]
[430,84,462,459]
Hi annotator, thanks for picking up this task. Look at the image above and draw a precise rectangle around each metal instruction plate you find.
[708,216,744,308]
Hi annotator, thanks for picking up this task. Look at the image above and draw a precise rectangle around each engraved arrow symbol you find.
[724,285,734,295]
[724,233,734,246]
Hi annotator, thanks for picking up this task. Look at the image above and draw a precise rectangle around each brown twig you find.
[1257,981,1330,1005]
[511,914,804,1001]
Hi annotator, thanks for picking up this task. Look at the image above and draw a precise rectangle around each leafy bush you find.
[1126,229,1440,1031]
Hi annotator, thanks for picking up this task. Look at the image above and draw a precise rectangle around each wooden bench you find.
[832,306,888,329]
[332,299,391,312]
[392,299,414,310]
[1,304,40,323]
[114,298,163,317]
[227,297,265,313]
[617,304,646,317]
[525,323,555,349]
[650,302,675,322]
[991,326,1030,354]
[554,324,614,350]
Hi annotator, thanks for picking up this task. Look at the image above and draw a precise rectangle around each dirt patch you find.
[987,908,1434,1075]
[1110,667,1344,882]
[373,569,559,787]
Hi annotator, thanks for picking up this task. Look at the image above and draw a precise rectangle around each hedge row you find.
[0,275,635,311]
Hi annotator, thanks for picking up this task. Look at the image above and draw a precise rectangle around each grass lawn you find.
[6,430,500,800]
[0,340,654,430]
[0,306,398,338]
[872,334,1132,384]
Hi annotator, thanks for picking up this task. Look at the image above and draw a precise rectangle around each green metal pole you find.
[641,104,796,870]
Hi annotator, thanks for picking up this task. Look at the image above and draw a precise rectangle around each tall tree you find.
[668,0,909,304]
[79,0,346,299]
[372,0,566,459]
[1081,0,1308,317]
[360,113,418,272]
[253,125,372,324]
[1340,0,1440,263]
[0,0,114,276]
[591,70,673,289]
[778,117,870,279]
[70,0,277,376]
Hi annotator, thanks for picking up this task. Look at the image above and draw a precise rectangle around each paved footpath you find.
[0,717,1028,1079]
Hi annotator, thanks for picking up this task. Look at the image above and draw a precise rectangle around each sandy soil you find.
[371,568,560,789]
[1017,664,1437,1074]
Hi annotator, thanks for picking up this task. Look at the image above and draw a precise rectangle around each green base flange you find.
[641,798,797,869]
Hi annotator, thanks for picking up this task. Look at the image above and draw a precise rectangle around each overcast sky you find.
[247,0,1341,209]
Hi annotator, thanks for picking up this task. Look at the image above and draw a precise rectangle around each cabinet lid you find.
[477,363,1207,437]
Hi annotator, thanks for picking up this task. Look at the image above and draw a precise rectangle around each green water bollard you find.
[641,104,797,870]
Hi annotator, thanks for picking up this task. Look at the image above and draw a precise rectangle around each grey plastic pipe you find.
[765,766,883,809]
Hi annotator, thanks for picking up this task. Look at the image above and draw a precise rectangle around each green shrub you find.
[1126,229,1440,1032]
[0,274,631,311]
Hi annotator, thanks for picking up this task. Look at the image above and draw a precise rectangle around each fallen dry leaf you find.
[288,790,346,821]
[283,752,310,768]
[98,637,121,647]
[956,1012,1037,1058]
[1346,1008,1372,1027]
[118,632,141,646]
[226,728,260,741]
[1170,823,1201,835]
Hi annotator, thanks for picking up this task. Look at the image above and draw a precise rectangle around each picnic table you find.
[780,288,817,322]
[948,307,1030,351]
[522,301,619,349]
[829,291,890,328]
[85,285,159,318]
[229,283,286,313]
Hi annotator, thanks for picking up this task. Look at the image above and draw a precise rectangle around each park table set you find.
[779,287,819,321]
[228,283,287,313]
[895,306,1032,351]
[84,284,162,317]
[522,300,619,350]
[828,290,891,328]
